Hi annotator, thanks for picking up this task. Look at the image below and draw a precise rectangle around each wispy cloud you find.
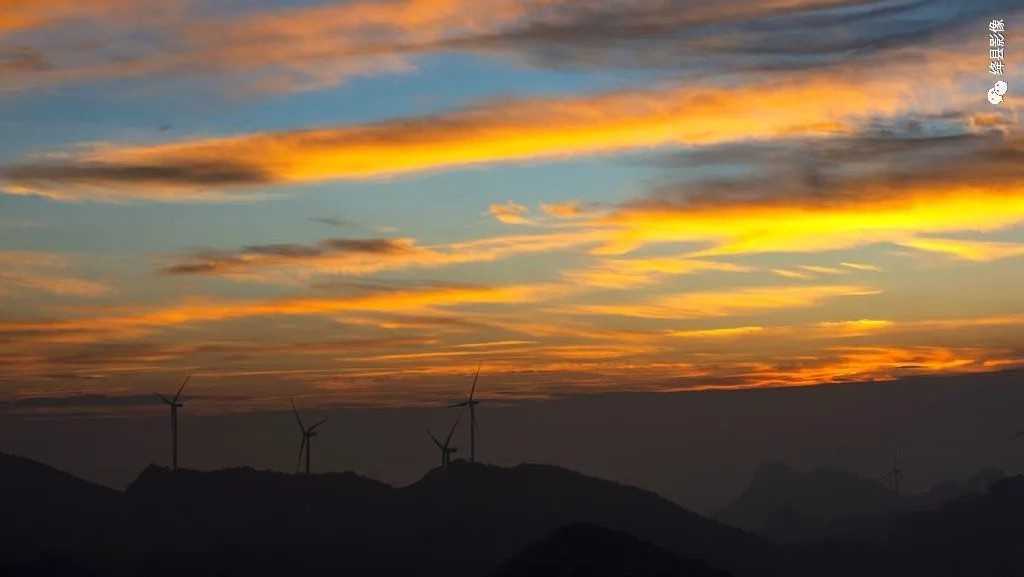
[0,0,527,93]
[898,237,1024,262]
[0,282,564,342]
[1,68,918,201]
[569,284,879,319]
[563,255,750,289]
[5,0,1005,95]
[161,230,609,282]
[540,200,592,219]
[489,201,532,225]
[0,251,110,297]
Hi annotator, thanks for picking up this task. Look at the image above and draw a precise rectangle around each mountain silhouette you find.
[489,523,731,577]
[7,451,1024,577]
[0,452,123,572]
[782,475,1024,576]
[0,453,771,577]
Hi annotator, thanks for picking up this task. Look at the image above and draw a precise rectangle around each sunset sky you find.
[1,0,1023,416]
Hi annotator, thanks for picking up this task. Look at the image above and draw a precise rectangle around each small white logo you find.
[988,80,1008,105]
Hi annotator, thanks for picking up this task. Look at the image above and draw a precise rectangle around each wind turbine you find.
[448,367,481,462]
[292,399,327,475]
[883,452,904,496]
[428,410,462,468]
[155,375,190,471]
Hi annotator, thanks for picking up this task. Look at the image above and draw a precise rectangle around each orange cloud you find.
[489,201,532,225]
[0,0,135,35]
[666,326,766,339]
[540,200,590,218]
[0,283,561,342]
[771,268,815,280]
[0,251,110,297]
[570,284,879,319]
[840,262,881,272]
[0,0,528,93]
[815,319,894,337]
[898,237,1024,262]
[601,172,1024,259]
[2,71,914,201]
[563,256,750,289]
[730,346,1008,389]
[163,230,609,281]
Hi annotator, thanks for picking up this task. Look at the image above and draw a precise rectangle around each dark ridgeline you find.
[154,375,190,471]
[290,398,328,475]
[4,451,1024,576]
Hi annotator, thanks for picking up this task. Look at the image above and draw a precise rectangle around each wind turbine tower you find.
[887,452,904,496]
[292,399,327,475]
[428,410,462,467]
[155,375,191,471]
[449,367,481,462]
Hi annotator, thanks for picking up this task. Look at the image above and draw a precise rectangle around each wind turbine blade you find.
[291,399,305,431]
[445,410,463,448]
[296,436,307,473]
[309,418,328,431]
[428,430,443,449]
[173,375,191,403]
[447,401,468,408]
[469,366,480,401]
[155,393,172,405]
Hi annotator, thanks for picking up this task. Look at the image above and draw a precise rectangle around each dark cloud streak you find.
[162,237,417,276]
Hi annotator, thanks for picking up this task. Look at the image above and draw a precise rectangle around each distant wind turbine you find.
[428,410,462,468]
[883,452,904,496]
[448,367,481,462]
[155,375,190,471]
[292,399,327,475]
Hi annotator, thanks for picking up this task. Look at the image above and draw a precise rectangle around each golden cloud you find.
[3,71,915,201]
[569,284,880,319]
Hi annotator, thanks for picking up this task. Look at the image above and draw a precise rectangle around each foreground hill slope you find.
[490,523,732,577]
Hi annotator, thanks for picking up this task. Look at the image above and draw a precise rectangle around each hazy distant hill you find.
[718,462,1009,543]
[490,523,731,577]
[783,475,1024,576]
[718,462,901,540]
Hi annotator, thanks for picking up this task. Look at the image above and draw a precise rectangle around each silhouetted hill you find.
[490,523,731,577]
[718,462,901,540]
[393,461,772,576]
[0,452,123,574]
[0,454,770,576]
[784,475,1024,576]
[9,451,1024,577]
[720,462,1013,544]
[913,467,1006,509]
